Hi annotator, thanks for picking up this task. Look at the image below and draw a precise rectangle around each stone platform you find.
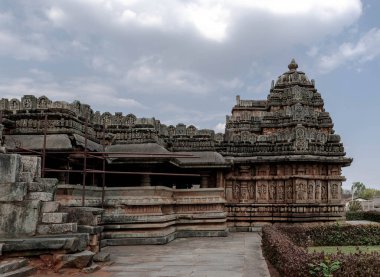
[44,232,270,277]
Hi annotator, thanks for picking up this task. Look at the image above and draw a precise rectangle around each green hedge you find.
[278,224,380,246]
[262,224,380,277]
[346,211,380,222]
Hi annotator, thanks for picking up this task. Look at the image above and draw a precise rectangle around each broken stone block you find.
[33,178,58,193]
[37,223,77,235]
[0,154,21,183]
[0,237,80,253]
[0,182,27,201]
[41,201,60,213]
[54,250,95,270]
[27,192,53,201]
[93,252,110,262]
[0,200,40,237]
[42,212,68,224]
[20,156,41,179]
[81,262,100,273]
[19,172,33,183]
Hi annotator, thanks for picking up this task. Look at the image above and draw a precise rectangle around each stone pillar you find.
[200,172,209,188]
[216,171,224,188]
[141,174,151,186]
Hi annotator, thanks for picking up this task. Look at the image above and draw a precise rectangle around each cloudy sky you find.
[0,0,379,189]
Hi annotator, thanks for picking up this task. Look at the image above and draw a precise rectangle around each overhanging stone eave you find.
[169,160,231,169]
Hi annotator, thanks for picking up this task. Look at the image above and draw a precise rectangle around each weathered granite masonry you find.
[0,153,102,268]
[0,60,352,242]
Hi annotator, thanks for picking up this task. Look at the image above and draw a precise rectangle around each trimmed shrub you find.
[262,224,380,277]
[346,211,380,222]
[277,224,380,246]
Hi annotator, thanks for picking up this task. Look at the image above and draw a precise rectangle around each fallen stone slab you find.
[93,251,110,262]
[0,237,80,254]
[54,250,95,270]
[2,266,36,277]
[0,259,28,274]
[82,262,100,273]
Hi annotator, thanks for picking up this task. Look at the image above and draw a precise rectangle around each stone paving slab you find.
[93,233,270,277]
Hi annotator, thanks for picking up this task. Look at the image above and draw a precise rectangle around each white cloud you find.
[0,31,49,61]
[46,7,66,26]
[214,122,225,133]
[317,28,380,73]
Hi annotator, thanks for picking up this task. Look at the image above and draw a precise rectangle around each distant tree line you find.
[351,182,380,200]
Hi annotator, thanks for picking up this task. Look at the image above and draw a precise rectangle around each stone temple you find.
[0,60,352,252]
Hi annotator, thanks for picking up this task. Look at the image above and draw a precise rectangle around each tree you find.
[358,188,380,200]
[351,182,366,200]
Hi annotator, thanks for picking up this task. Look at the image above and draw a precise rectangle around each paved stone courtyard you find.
[94,232,270,277]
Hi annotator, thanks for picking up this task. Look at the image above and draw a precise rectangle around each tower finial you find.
[288,58,298,71]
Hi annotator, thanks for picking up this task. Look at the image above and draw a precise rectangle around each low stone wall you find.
[55,185,228,245]
[226,203,345,230]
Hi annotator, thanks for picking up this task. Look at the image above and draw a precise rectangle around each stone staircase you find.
[23,174,78,236]
[0,258,35,277]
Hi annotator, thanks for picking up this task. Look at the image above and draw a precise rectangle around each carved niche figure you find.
[308,183,314,200]
[257,183,267,200]
[0,98,9,110]
[296,183,307,200]
[232,183,241,200]
[321,183,328,200]
[241,186,248,200]
[269,182,276,200]
[247,183,255,199]
[294,124,308,151]
[37,96,51,109]
[286,183,293,200]
[331,183,339,199]
[277,182,284,200]
[9,99,20,111]
[315,182,321,200]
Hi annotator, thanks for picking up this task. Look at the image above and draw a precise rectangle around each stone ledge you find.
[37,223,77,235]
[77,225,103,235]
[26,192,53,202]
[104,229,228,246]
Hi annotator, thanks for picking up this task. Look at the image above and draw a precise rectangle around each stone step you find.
[41,201,60,213]
[2,266,36,277]
[42,212,68,224]
[29,178,58,193]
[37,223,77,235]
[0,243,3,256]
[0,259,28,274]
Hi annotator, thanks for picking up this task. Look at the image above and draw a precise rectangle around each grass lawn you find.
[308,245,380,254]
